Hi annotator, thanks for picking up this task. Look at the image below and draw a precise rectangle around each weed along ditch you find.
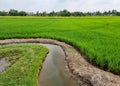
[39,44,79,86]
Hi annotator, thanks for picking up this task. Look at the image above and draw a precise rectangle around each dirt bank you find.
[0,38,120,86]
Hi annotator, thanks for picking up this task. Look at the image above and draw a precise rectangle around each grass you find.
[0,44,48,86]
[0,16,120,74]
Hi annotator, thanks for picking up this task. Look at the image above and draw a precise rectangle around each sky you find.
[0,0,120,12]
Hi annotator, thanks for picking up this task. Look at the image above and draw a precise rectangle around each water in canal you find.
[0,58,11,72]
[39,44,79,86]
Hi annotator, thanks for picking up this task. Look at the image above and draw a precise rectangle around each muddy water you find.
[0,58,10,72]
[39,44,79,86]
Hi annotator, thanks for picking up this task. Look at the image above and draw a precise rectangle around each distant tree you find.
[86,12,93,16]
[95,11,101,16]
[103,11,108,16]
[9,9,18,16]
[116,12,120,16]
[48,11,56,16]
[38,12,42,16]
[71,11,84,16]
[28,12,34,16]
[61,9,71,16]
[36,11,39,16]
[111,10,117,16]
[108,10,112,15]
[18,11,27,16]
[0,11,8,16]
[0,9,120,16]
[42,11,47,16]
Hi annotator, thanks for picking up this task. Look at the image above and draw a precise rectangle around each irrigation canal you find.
[39,44,79,86]
[0,43,79,86]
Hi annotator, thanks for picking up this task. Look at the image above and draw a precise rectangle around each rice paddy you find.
[0,16,120,74]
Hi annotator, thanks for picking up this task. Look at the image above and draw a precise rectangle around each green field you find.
[0,16,120,74]
[0,44,48,86]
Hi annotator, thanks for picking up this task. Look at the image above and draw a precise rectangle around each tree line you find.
[0,9,120,16]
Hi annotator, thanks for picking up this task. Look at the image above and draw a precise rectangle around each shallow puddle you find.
[39,44,79,86]
[0,58,11,72]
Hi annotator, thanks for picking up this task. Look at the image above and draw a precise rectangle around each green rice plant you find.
[0,16,120,74]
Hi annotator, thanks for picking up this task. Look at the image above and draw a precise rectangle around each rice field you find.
[0,16,120,74]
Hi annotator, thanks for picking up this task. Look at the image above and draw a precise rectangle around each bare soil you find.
[0,38,120,86]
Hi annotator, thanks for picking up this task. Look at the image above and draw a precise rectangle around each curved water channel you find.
[0,43,79,86]
[39,44,79,86]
